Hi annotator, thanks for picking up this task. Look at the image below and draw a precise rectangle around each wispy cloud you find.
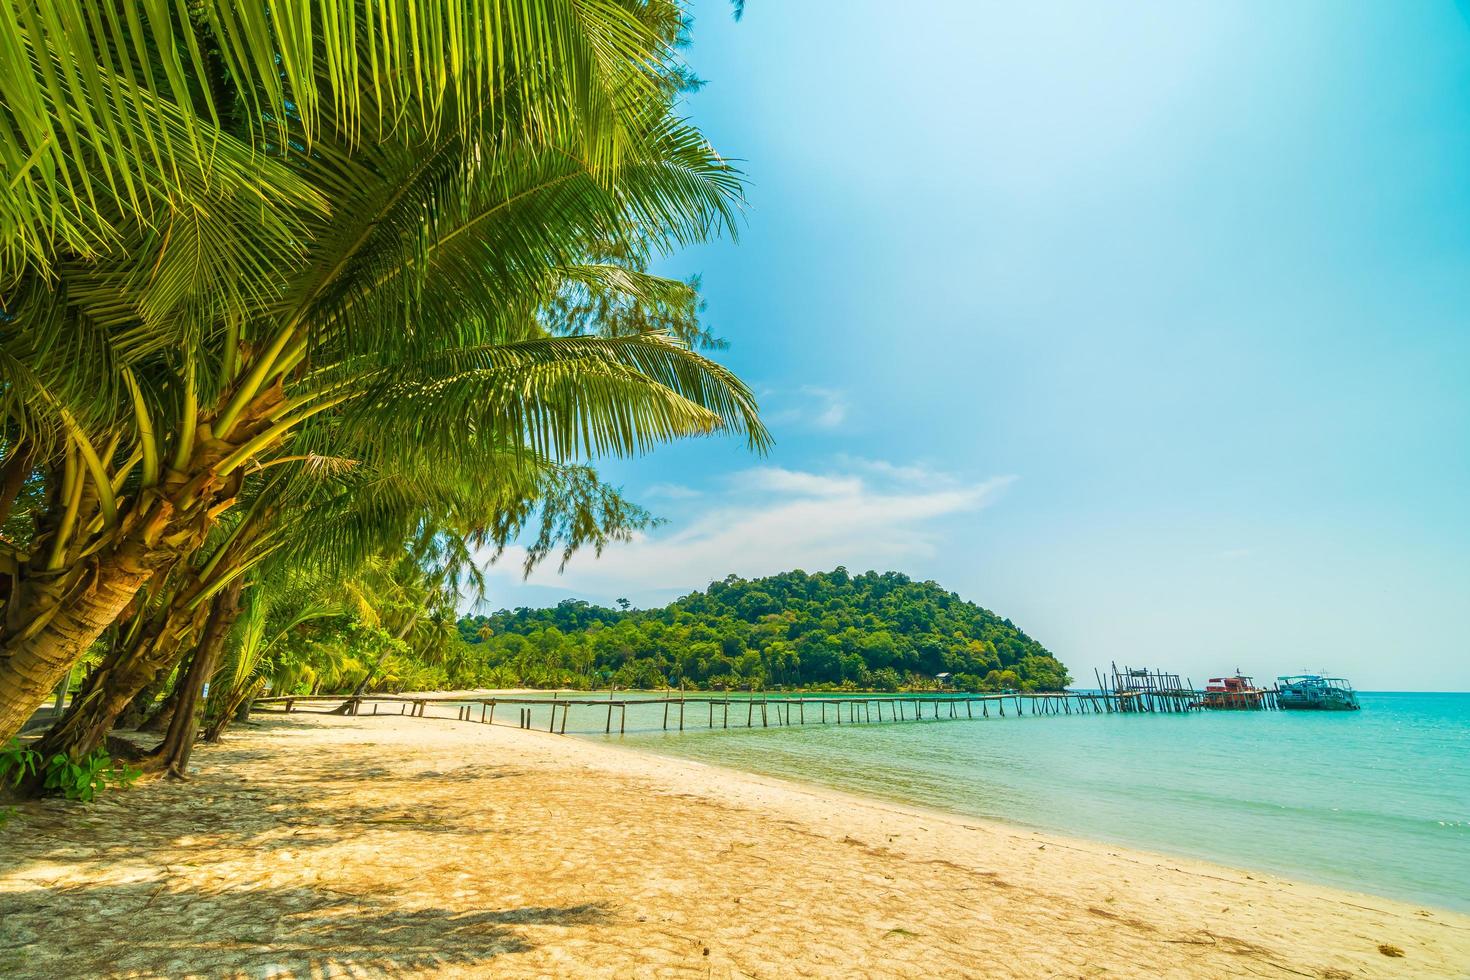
[729,466,864,497]
[643,482,702,500]
[486,461,1015,603]
[766,385,850,430]
[834,454,955,486]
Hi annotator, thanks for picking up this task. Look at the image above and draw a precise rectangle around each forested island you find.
[454,568,1071,692]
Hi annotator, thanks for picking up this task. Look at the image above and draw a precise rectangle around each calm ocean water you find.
[564,692,1470,911]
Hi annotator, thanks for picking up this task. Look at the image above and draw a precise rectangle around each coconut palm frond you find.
[0,0,666,278]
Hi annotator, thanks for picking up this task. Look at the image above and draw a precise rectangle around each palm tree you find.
[200,576,342,743]
[38,440,657,762]
[0,1,767,744]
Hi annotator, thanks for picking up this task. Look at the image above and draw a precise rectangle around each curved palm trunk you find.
[155,579,244,777]
[34,597,204,761]
[0,385,280,747]
[0,542,163,746]
[201,676,263,743]
[118,668,174,730]
[138,660,189,733]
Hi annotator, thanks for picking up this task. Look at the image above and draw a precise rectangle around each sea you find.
[534,691,1469,912]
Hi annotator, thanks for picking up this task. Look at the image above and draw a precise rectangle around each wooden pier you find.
[1094,662,1281,712]
[251,676,1270,734]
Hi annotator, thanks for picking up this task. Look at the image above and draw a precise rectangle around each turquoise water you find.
[559,692,1470,911]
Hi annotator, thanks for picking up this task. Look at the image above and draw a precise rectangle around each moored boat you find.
[1198,671,1267,710]
[1276,674,1360,711]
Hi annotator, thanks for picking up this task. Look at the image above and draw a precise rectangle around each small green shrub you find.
[0,739,40,788]
[0,740,139,803]
[42,749,140,802]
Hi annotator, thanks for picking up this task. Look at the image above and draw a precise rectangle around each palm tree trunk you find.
[201,677,263,743]
[118,668,174,730]
[0,389,277,748]
[155,579,244,777]
[34,598,203,760]
[0,546,161,746]
[138,663,189,733]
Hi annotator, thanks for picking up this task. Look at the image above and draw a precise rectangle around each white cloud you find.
[643,482,702,499]
[766,386,849,430]
[729,466,864,497]
[486,462,1016,603]
[834,454,954,486]
[803,386,849,428]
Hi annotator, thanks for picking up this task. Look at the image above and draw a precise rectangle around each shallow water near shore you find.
[588,692,1469,912]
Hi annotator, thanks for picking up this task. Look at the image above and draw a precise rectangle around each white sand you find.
[2,712,1466,978]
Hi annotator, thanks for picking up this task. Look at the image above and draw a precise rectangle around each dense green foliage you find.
[0,0,767,764]
[447,569,1070,692]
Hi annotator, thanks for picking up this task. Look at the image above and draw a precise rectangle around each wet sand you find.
[2,711,1466,978]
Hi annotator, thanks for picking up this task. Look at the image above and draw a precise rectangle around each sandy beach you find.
[2,712,1467,979]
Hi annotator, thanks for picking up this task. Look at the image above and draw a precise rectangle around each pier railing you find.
[250,685,1275,735]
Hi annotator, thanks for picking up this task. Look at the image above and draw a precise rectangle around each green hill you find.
[457,567,1070,692]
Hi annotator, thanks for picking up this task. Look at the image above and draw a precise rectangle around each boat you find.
[1276,674,1360,711]
[1198,671,1267,710]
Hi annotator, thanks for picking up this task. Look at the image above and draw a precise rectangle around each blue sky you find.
[485,1,1470,691]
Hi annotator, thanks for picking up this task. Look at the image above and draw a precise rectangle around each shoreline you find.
[3,713,1466,977]
[605,726,1467,917]
[395,687,1466,916]
[589,731,1453,913]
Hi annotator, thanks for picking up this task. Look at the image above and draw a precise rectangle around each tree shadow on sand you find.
[0,766,517,884]
[0,878,609,978]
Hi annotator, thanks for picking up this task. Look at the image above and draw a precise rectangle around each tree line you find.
[447,568,1071,693]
